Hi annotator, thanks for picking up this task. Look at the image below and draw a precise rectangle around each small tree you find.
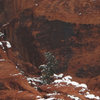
[39,52,58,84]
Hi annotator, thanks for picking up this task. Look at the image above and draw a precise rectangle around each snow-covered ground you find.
[53,74,100,100]
[27,73,100,100]
[53,75,87,89]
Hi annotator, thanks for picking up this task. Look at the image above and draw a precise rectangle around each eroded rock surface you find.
[0,0,100,99]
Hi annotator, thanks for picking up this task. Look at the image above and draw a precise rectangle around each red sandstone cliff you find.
[0,0,100,99]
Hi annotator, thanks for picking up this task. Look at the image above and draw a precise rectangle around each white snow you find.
[35,3,39,6]
[79,88,86,92]
[46,92,60,96]
[85,92,100,100]
[78,13,82,15]
[36,96,41,98]
[0,42,2,46]
[54,83,66,87]
[2,22,9,27]
[0,41,11,49]
[0,32,4,37]
[16,66,18,69]
[54,73,63,79]
[27,77,42,85]
[18,91,23,93]
[0,42,4,49]
[67,94,81,100]
[53,75,87,89]
[10,73,22,76]
[6,41,11,48]
[30,74,100,100]
[53,74,100,100]
[0,59,5,61]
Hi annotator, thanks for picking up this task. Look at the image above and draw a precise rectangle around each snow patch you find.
[53,75,87,89]
[54,73,63,79]
[35,3,39,6]
[53,74,100,100]
[0,42,2,46]
[2,22,9,27]
[10,73,22,76]
[46,92,60,96]
[0,59,5,61]
[6,41,11,48]
[29,73,100,100]
[0,41,11,49]
[0,32,4,37]
[79,88,86,93]
[27,77,42,83]
[85,92,100,100]
[18,91,23,93]
[0,42,4,49]
[36,96,56,100]
[67,94,81,100]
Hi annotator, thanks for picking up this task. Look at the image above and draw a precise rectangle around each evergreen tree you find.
[39,52,58,84]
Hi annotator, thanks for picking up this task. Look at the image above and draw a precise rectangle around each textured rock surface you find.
[0,0,100,99]
[33,0,100,24]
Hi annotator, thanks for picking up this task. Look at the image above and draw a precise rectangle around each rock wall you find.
[33,0,100,24]
[0,0,100,92]
[0,0,33,25]
[0,1,100,78]
[0,8,45,75]
[31,17,100,78]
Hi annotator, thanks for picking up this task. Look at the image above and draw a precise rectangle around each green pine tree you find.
[39,52,58,84]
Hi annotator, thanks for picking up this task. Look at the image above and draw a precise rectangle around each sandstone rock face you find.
[0,0,33,25]
[0,0,100,99]
[33,0,100,24]
[0,35,41,99]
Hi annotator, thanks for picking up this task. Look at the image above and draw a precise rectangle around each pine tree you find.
[39,52,58,84]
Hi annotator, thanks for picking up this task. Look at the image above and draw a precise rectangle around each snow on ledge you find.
[85,92,100,100]
[27,73,100,100]
[36,95,56,100]
[10,73,22,76]
[27,77,42,84]
[6,41,11,48]
[46,92,60,96]
[53,75,87,89]
[54,73,63,79]
[0,42,4,49]
[67,94,81,100]
[53,74,100,100]
[0,41,12,49]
